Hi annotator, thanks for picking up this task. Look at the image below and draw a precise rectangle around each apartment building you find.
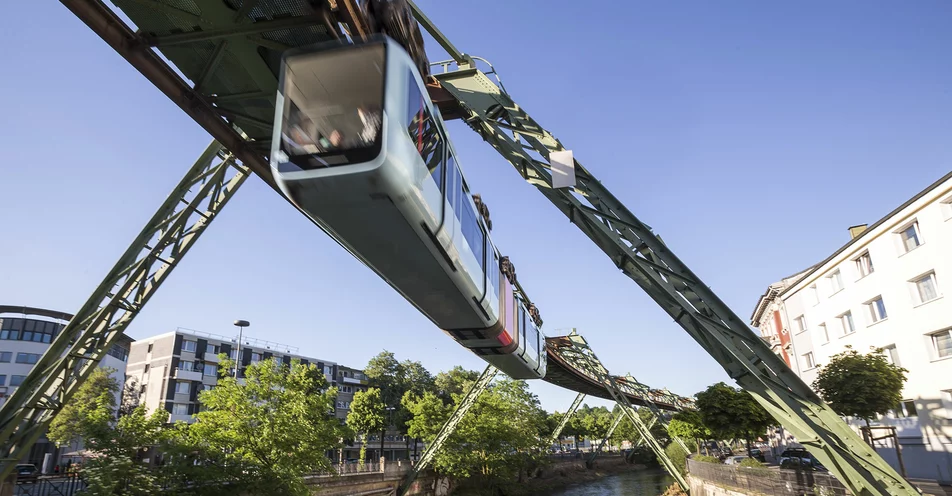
[126,328,337,424]
[0,305,133,468]
[751,171,952,482]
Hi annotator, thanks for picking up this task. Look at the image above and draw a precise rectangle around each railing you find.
[687,459,850,496]
[14,476,87,496]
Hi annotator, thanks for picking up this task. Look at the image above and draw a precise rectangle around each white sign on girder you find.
[549,150,576,189]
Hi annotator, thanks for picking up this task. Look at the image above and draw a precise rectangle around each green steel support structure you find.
[0,142,249,479]
[398,365,498,496]
[546,392,586,450]
[547,333,688,492]
[619,374,690,456]
[425,47,918,494]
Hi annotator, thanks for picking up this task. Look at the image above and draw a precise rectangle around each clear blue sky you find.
[1,1,950,414]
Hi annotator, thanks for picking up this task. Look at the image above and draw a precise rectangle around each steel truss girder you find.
[431,66,917,496]
[398,365,498,496]
[619,374,690,456]
[546,392,586,449]
[545,333,688,492]
[0,141,249,479]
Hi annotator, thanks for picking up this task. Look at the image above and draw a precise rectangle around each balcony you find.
[169,414,196,424]
[173,368,203,381]
[204,353,219,363]
[342,376,366,385]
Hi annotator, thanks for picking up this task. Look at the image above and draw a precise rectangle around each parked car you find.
[749,447,766,462]
[779,448,826,471]
[15,464,38,483]
[724,455,749,465]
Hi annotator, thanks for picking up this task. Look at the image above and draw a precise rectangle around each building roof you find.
[749,264,819,324]
[777,170,952,299]
[0,305,73,322]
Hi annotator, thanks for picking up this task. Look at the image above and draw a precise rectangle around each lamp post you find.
[233,320,249,379]
[382,406,396,462]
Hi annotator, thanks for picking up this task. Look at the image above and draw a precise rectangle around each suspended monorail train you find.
[269,36,547,380]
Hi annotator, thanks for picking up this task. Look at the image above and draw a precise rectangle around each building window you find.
[0,352,11,363]
[882,344,901,367]
[911,272,939,305]
[10,375,26,387]
[818,323,829,344]
[941,196,952,220]
[838,311,855,336]
[178,360,194,371]
[250,352,261,363]
[204,363,217,376]
[802,352,815,370]
[172,403,189,415]
[206,343,218,355]
[182,340,197,353]
[147,343,153,353]
[144,364,150,374]
[324,365,333,375]
[0,375,5,386]
[854,251,874,278]
[794,316,807,334]
[828,270,844,294]
[15,353,39,365]
[807,284,819,305]
[930,328,952,359]
[203,384,214,391]
[175,381,190,395]
[864,296,887,324]
[898,221,922,253]
[896,400,918,418]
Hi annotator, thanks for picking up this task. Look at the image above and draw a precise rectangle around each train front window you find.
[407,72,445,190]
[277,43,386,170]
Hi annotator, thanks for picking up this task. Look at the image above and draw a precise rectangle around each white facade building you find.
[0,305,133,468]
[753,172,952,482]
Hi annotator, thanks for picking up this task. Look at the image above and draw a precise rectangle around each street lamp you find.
[382,405,396,461]
[233,320,249,379]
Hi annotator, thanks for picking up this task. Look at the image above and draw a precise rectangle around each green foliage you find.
[664,438,693,474]
[739,457,766,468]
[177,356,347,496]
[433,366,480,404]
[693,455,720,464]
[347,387,385,464]
[48,367,120,447]
[48,367,169,495]
[695,382,773,444]
[403,377,548,490]
[668,410,711,446]
[812,345,908,424]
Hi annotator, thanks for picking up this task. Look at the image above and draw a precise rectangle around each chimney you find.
[848,224,868,240]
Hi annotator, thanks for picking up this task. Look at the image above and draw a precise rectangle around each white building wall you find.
[778,178,952,482]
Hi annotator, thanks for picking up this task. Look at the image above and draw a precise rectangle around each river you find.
[546,469,675,496]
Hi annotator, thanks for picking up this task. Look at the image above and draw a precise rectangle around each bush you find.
[739,457,766,468]
[693,455,720,464]
[663,441,690,473]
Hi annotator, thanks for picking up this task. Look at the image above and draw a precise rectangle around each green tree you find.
[667,410,711,454]
[433,366,480,404]
[178,356,346,496]
[49,367,120,447]
[404,378,549,491]
[347,387,385,465]
[812,345,908,427]
[48,367,169,495]
[695,382,773,456]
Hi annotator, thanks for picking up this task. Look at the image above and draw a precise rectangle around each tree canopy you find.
[695,382,773,450]
[812,345,908,425]
[175,356,348,496]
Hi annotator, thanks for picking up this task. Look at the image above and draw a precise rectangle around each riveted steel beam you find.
[546,392,586,449]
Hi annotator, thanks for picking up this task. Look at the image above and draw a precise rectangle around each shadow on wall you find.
[863,396,952,484]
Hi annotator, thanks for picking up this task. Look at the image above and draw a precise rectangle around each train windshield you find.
[277,43,386,170]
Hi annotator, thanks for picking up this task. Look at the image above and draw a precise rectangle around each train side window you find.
[489,251,500,301]
[460,199,485,274]
[406,70,444,191]
[445,152,457,207]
